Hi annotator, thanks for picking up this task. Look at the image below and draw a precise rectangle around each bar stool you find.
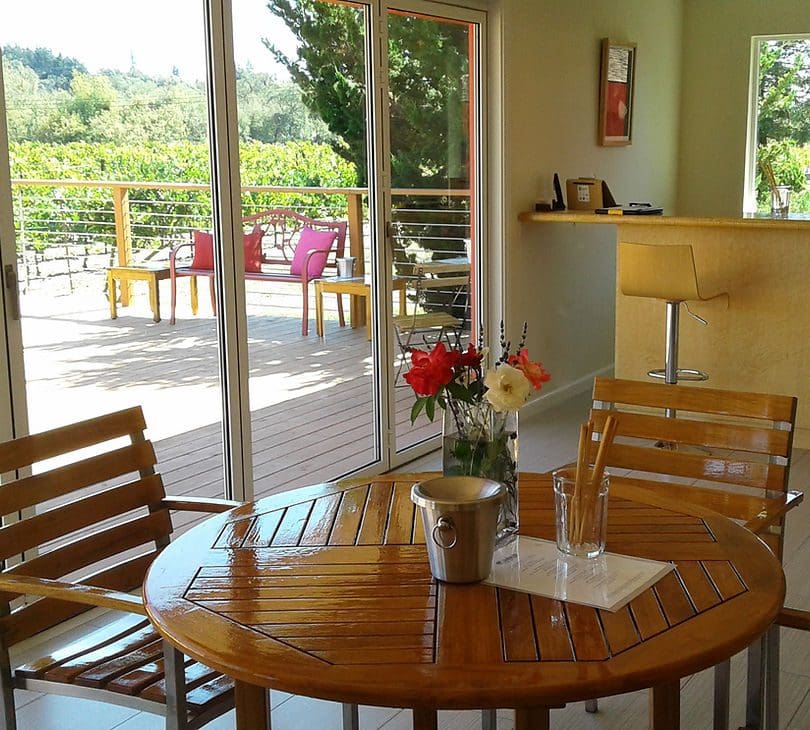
[619,242,728,409]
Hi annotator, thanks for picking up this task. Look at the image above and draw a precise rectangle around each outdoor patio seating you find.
[169,209,348,335]
[0,406,239,729]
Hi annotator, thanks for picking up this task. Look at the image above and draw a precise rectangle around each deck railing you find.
[10,179,471,300]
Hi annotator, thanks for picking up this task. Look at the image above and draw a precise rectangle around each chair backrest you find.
[0,407,172,646]
[619,241,701,302]
[242,209,347,270]
[589,378,797,553]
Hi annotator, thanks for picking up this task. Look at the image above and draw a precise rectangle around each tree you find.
[757,39,810,146]
[2,45,86,91]
[236,67,333,144]
[262,0,470,188]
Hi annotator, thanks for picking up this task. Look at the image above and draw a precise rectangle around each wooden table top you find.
[143,473,784,710]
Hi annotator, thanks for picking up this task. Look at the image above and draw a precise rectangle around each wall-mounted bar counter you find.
[519,210,810,445]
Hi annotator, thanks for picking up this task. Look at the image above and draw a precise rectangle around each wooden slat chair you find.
[0,406,240,729]
[587,377,802,730]
[393,273,465,384]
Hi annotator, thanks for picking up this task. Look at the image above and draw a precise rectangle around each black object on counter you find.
[552,173,566,211]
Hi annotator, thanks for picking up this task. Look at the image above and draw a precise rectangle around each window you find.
[744,35,810,214]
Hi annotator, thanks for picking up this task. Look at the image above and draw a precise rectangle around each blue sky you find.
[0,0,298,81]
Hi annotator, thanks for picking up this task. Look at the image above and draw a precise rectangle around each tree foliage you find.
[758,39,810,146]
[263,0,470,188]
[2,49,332,146]
[10,140,357,251]
[2,45,86,90]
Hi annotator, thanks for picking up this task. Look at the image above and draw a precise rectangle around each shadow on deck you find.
[19,284,438,511]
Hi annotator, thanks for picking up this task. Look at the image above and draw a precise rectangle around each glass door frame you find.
[373,0,488,469]
[0,48,28,446]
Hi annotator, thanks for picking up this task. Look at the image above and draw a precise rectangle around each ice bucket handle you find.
[431,516,457,549]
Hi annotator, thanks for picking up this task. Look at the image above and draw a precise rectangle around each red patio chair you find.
[169,210,348,336]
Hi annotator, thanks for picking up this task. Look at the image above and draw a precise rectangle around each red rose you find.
[458,344,483,369]
[404,343,458,396]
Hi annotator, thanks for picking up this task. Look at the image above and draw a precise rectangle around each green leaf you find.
[425,397,436,422]
[446,381,473,402]
[410,398,426,423]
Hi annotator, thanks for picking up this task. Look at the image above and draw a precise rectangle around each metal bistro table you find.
[144,473,784,730]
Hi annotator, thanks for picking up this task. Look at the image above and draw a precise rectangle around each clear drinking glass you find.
[771,186,791,218]
[553,467,609,558]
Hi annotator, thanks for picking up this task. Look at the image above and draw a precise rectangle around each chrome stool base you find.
[648,367,708,382]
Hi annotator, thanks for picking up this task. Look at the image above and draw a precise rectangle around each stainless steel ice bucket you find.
[336,256,356,278]
[411,477,505,583]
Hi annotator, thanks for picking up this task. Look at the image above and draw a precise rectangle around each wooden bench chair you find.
[586,377,802,730]
[0,406,239,729]
[169,209,348,336]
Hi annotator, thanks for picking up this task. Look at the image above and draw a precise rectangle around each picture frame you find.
[598,38,636,146]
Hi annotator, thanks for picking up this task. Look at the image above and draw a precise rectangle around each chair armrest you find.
[777,607,810,632]
[743,490,804,533]
[162,496,241,513]
[169,242,195,270]
[0,574,146,615]
[300,248,334,284]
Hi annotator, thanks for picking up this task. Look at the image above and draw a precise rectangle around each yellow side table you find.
[315,276,407,339]
[107,264,171,323]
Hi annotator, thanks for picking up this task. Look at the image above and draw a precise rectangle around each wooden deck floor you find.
[19,282,438,508]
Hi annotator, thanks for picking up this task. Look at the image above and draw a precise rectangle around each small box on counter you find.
[566,178,604,210]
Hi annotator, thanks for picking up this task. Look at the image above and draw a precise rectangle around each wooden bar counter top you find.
[144,473,784,730]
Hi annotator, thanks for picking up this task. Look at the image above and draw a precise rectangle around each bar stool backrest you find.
[619,242,702,302]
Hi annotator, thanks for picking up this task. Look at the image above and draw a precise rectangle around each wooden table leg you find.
[107,270,118,319]
[234,679,270,730]
[190,276,199,315]
[315,282,325,337]
[412,707,438,730]
[148,273,160,322]
[514,707,550,730]
[650,681,680,729]
[365,291,371,340]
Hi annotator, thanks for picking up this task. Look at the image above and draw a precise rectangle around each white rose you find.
[483,364,531,412]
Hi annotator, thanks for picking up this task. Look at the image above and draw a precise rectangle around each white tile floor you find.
[8,389,810,729]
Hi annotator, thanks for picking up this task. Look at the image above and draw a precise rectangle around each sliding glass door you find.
[0,0,485,501]
[0,2,226,518]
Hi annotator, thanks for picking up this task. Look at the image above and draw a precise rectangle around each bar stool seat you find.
[619,242,728,387]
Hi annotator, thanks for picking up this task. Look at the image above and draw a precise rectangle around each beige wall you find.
[499,0,683,403]
[678,0,810,217]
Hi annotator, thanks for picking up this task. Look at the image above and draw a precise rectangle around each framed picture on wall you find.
[598,38,636,146]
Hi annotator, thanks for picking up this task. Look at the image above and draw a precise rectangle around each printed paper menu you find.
[484,536,674,612]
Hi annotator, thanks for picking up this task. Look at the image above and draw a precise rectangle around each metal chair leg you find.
[713,659,730,730]
[0,637,16,730]
[765,625,780,730]
[745,634,767,730]
[585,699,598,713]
[163,640,188,730]
[342,702,359,730]
[481,708,497,729]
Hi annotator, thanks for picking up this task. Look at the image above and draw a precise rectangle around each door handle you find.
[4,264,20,320]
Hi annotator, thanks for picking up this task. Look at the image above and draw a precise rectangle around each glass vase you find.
[442,399,519,543]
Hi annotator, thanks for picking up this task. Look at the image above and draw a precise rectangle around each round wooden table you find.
[144,473,785,730]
